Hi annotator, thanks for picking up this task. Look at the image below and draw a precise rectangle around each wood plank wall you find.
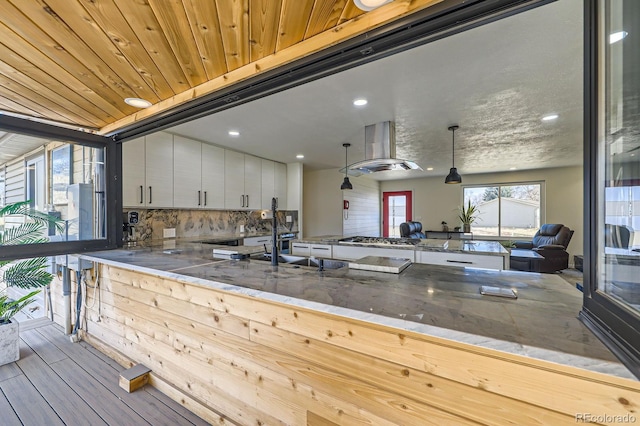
[342,176,380,238]
[49,264,640,425]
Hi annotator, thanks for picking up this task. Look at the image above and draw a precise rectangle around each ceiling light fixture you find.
[353,98,368,106]
[124,97,152,108]
[353,0,392,11]
[228,130,240,136]
[340,143,353,190]
[445,125,462,184]
[426,167,434,171]
[542,114,559,121]
[609,31,628,44]
[510,167,517,170]
[296,154,304,159]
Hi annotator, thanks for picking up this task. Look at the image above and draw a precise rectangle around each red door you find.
[382,191,412,238]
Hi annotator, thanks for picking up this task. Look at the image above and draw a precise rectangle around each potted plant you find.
[441,221,449,232]
[499,240,516,254]
[458,200,479,233]
[0,201,61,366]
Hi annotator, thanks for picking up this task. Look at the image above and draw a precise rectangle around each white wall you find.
[381,166,584,263]
[287,162,303,235]
[303,170,380,237]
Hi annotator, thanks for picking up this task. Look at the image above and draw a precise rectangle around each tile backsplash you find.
[124,209,298,242]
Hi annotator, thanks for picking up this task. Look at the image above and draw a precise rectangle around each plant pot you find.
[0,320,19,366]
[463,224,471,233]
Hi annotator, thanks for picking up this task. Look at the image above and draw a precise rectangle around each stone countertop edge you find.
[80,252,635,381]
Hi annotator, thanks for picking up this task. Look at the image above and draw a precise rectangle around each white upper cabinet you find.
[122,133,173,208]
[201,144,225,209]
[173,136,202,208]
[274,162,287,210]
[144,132,174,208]
[243,154,261,210]
[261,160,287,210]
[122,137,146,207]
[261,159,275,210]
[224,150,246,209]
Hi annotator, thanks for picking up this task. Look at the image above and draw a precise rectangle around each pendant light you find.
[445,125,462,184]
[340,143,353,190]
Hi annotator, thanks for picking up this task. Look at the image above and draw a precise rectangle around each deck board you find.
[0,374,65,426]
[0,319,206,426]
[16,341,108,426]
[37,324,202,425]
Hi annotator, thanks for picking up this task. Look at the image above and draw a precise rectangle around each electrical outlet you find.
[163,228,176,238]
[286,215,292,223]
[240,224,245,233]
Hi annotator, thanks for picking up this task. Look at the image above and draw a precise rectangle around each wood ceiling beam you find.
[99,0,444,136]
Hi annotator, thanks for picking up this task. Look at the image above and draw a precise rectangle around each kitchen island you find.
[292,235,510,270]
[61,241,639,425]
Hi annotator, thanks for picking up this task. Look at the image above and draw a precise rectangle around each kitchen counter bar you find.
[78,242,634,379]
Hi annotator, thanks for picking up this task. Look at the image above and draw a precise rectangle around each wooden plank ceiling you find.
[0,0,440,135]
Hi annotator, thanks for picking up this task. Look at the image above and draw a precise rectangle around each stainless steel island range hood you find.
[341,121,422,174]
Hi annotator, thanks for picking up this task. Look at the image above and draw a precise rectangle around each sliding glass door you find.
[582,0,640,377]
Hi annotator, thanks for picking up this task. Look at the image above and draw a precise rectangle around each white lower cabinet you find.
[417,251,504,270]
[310,244,332,258]
[243,236,272,246]
[332,245,415,262]
[291,243,311,256]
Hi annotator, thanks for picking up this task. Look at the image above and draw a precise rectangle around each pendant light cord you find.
[451,127,455,167]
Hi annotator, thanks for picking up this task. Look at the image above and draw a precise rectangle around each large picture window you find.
[463,183,543,237]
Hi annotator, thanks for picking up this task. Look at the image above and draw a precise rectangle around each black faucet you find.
[271,197,278,266]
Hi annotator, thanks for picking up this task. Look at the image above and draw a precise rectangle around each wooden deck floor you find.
[0,318,210,426]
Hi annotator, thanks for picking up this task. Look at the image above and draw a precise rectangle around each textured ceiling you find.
[168,0,585,180]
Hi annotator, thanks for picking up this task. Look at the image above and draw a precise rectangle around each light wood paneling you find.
[46,262,640,425]
[0,0,442,132]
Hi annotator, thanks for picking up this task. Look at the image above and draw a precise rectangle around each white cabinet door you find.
[243,154,261,210]
[310,244,332,258]
[261,159,275,210]
[173,136,202,208]
[243,236,272,246]
[417,251,504,270]
[201,144,225,209]
[291,243,311,256]
[274,162,287,210]
[145,132,174,208]
[122,137,146,207]
[224,150,245,209]
[332,245,415,261]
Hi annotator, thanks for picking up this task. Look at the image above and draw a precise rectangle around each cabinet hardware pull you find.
[198,190,201,206]
[149,186,152,204]
[246,195,249,207]
[204,191,207,206]
[241,195,244,207]
[446,260,473,264]
[312,247,329,250]
[139,185,143,204]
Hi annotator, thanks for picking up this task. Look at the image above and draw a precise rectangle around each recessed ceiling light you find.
[296,154,304,159]
[542,114,559,121]
[353,0,392,11]
[228,130,240,136]
[509,167,517,170]
[609,31,628,44]
[426,167,434,171]
[124,97,152,108]
[353,98,368,106]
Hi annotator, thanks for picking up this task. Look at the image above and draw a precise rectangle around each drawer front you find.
[243,236,272,246]
[291,243,311,256]
[310,245,332,258]
[418,251,504,270]
[332,245,414,262]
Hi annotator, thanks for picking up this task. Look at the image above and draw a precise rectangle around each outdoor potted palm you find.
[458,200,479,233]
[0,201,62,366]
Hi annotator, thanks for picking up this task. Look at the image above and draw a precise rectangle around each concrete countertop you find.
[78,242,634,380]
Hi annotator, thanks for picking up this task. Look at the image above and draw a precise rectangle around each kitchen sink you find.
[251,254,347,270]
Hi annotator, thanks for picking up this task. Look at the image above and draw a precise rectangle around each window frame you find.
[461,181,545,238]
[0,115,122,261]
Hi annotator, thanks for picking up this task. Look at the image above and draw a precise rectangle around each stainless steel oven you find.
[278,232,296,254]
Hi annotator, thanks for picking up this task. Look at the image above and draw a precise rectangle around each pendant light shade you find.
[445,125,462,184]
[340,143,353,190]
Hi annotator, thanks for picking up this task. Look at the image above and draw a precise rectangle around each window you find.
[463,183,543,237]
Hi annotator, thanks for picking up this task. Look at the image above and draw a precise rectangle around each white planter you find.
[0,320,20,366]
